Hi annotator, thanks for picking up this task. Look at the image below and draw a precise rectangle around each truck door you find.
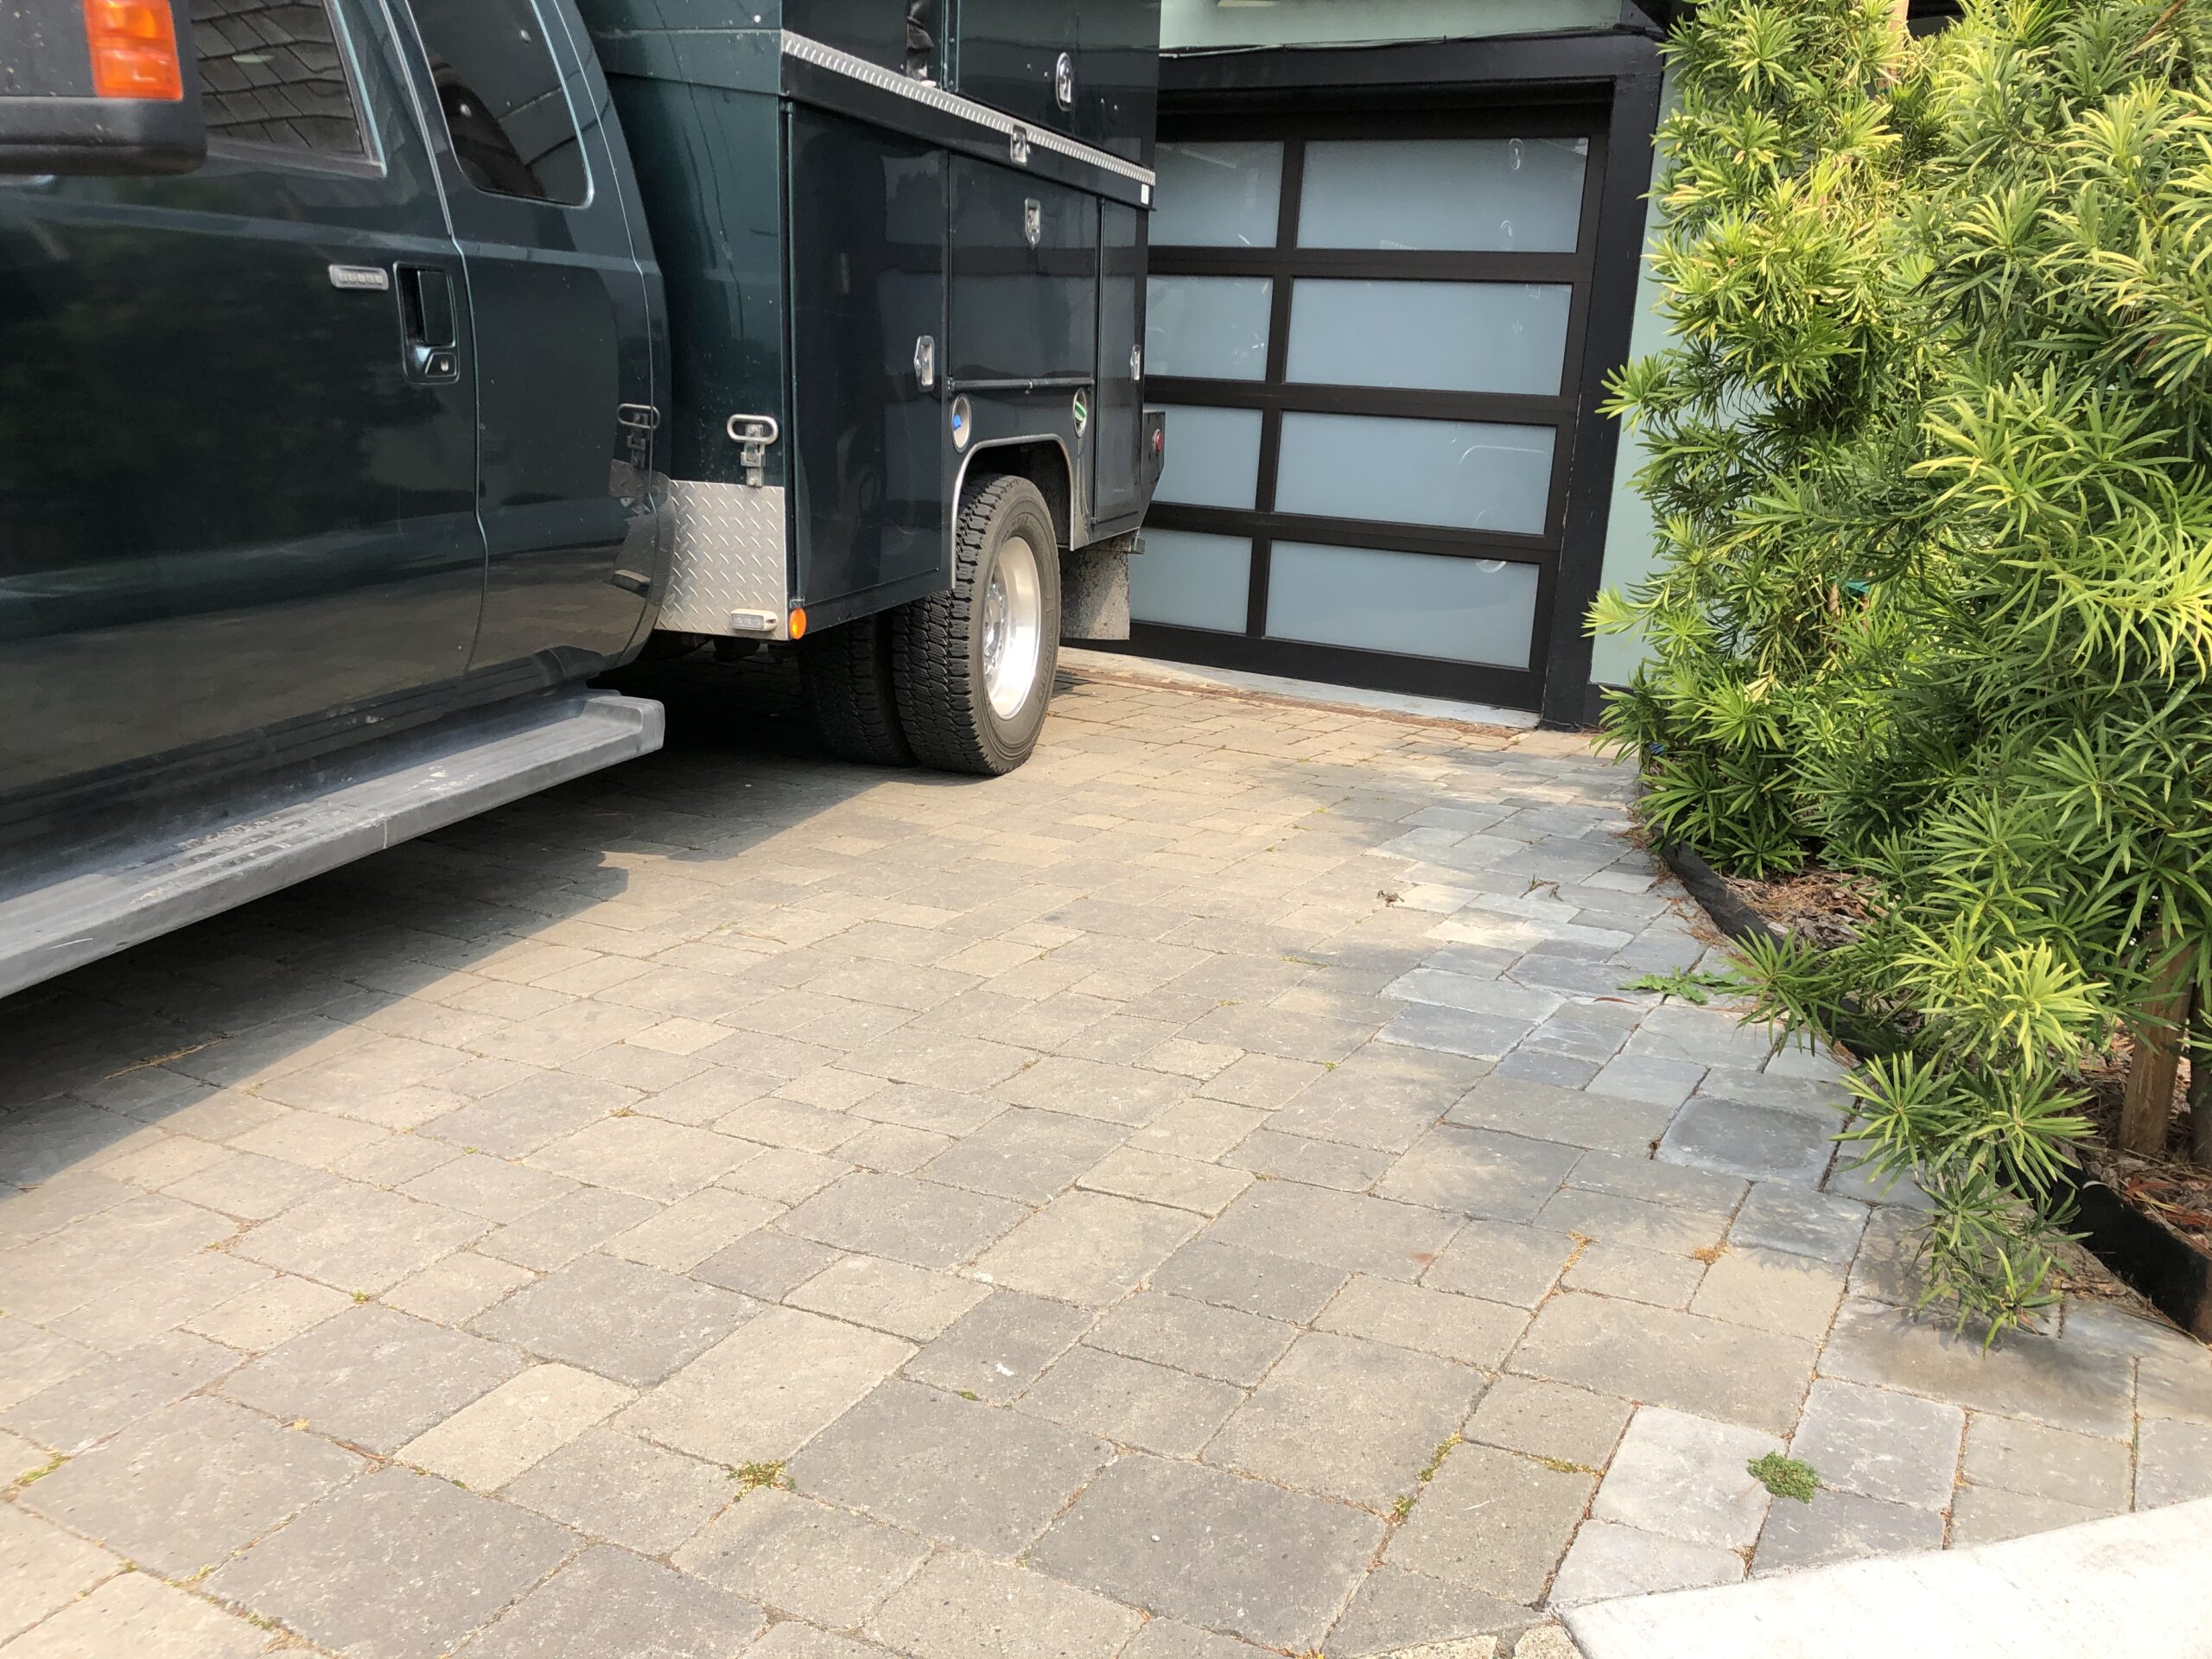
[391,0,658,690]
[0,0,482,807]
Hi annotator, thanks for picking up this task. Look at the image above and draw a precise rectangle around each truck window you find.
[193,0,365,158]
[404,0,587,206]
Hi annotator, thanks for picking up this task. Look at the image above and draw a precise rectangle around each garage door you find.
[1130,109,1606,711]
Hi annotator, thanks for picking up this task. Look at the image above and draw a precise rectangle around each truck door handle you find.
[397,265,460,382]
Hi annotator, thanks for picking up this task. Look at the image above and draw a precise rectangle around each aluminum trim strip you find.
[779,31,1156,191]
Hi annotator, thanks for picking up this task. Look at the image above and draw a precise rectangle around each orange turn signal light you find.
[788,607,809,640]
[84,0,185,101]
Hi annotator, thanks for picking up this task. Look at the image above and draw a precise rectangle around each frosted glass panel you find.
[1154,404,1265,510]
[1266,543,1539,669]
[1147,276,1274,381]
[1275,413,1554,534]
[1287,280,1571,395]
[1299,138,1587,253]
[1153,140,1283,247]
[1130,530,1253,632]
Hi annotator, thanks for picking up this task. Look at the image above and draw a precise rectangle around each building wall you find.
[1160,0,1620,50]
[1588,71,1674,690]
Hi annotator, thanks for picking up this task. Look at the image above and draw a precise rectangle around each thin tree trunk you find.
[2190,982,2211,1171]
[1891,0,1911,35]
[2121,938,2192,1155]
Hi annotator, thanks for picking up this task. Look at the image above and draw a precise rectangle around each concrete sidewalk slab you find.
[1565,1498,2212,1659]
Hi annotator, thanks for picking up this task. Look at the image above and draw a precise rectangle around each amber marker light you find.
[83,0,186,100]
[788,607,808,639]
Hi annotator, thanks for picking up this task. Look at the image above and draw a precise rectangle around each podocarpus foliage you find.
[1600,0,2212,1336]
[1594,0,1938,877]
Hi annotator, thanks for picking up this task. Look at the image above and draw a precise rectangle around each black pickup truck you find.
[0,0,1164,996]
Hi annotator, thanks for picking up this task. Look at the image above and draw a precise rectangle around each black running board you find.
[0,691,663,999]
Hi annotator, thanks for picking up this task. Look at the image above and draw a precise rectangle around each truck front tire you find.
[799,613,914,767]
[892,474,1061,775]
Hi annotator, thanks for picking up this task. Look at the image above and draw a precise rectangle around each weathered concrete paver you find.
[2,669,2205,1656]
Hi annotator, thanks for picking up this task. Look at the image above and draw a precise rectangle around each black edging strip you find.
[1658,842,2212,1343]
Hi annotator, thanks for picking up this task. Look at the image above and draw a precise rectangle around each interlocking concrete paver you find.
[4,1330,237,1456]
[675,1486,930,1628]
[1205,1180,1458,1282]
[1088,1291,1295,1386]
[972,1190,1199,1306]
[500,1426,729,1552]
[1818,1297,2134,1438]
[1465,1376,1633,1469]
[868,1548,1144,1659]
[620,1305,911,1466]
[1947,1483,2109,1548]
[1021,1344,1243,1455]
[918,1108,1126,1204]
[4,674,2187,1659]
[1726,1182,1868,1264]
[2137,1418,2212,1508]
[470,1252,753,1386]
[183,1271,352,1352]
[1959,1411,2131,1510]
[1689,1245,1848,1340]
[1787,1378,1962,1510]
[787,1251,989,1340]
[1420,1219,1575,1310]
[1444,1078,1673,1155]
[207,1467,574,1659]
[1122,1617,1273,1657]
[457,1543,766,1659]
[1547,1519,1744,1608]
[1589,1408,1779,1549]
[1209,1330,1480,1507]
[2,1570,270,1659]
[1562,1242,1704,1309]
[782,1172,1027,1268]
[1387,1443,1596,1604]
[791,1379,1111,1553]
[22,1395,361,1577]
[691,1228,844,1298]
[221,1306,522,1455]
[1749,1486,1945,1573]
[1511,1294,1815,1434]
[1317,1273,1529,1367]
[1032,1453,1384,1651]
[395,1362,632,1491]
[1325,1566,1528,1656]
[231,1182,486,1292]
[0,1503,125,1644]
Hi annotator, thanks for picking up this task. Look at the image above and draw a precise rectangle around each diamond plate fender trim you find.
[659,480,791,639]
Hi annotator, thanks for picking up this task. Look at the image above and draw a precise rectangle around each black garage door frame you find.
[1131,26,1665,729]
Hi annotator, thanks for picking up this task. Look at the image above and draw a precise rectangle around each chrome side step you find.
[0,691,664,1000]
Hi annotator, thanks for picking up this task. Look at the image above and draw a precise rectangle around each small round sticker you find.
[1071,390,1089,438]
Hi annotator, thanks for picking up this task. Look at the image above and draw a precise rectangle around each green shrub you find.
[1602,0,2212,1335]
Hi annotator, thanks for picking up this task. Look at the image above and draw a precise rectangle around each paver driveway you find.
[3,666,2209,1659]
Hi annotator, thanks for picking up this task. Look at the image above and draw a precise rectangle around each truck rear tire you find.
[799,613,915,767]
[892,473,1061,775]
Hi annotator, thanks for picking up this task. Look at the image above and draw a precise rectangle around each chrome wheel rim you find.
[982,534,1044,721]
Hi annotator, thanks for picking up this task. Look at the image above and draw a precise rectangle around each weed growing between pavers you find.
[1392,1433,1464,1520]
[1618,969,1748,1007]
[731,1459,790,1493]
[1748,1452,1819,1503]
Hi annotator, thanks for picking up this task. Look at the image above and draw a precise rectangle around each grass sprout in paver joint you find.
[1748,1452,1820,1503]
[731,1459,791,1493]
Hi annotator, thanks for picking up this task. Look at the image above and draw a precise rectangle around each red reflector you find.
[84,0,185,100]
[1152,427,1166,456]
